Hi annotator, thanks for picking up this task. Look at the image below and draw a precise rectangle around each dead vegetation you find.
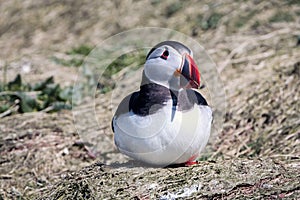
[39,159,300,199]
[0,0,300,199]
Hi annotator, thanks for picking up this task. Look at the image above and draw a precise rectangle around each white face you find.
[144,45,183,90]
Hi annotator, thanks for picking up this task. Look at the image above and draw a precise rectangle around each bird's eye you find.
[160,50,169,60]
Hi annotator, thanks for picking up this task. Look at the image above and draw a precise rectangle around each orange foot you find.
[166,155,199,168]
[184,160,199,166]
[184,155,199,166]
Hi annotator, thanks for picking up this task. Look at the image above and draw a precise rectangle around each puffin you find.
[112,41,212,167]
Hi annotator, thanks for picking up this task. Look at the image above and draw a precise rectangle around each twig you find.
[111,62,140,80]
[231,50,275,64]
[41,106,54,113]
[0,91,18,96]
[3,61,8,88]
[256,28,291,41]
[0,109,12,118]
[0,99,19,118]
[218,27,291,72]
[218,41,249,72]
[270,154,299,158]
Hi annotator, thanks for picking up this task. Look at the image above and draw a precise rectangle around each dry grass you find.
[39,159,300,199]
[210,27,300,160]
[0,0,300,199]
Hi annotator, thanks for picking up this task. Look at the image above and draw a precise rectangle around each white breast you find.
[113,100,212,166]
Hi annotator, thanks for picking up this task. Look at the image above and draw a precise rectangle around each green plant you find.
[66,45,93,56]
[269,11,294,23]
[234,10,256,28]
[165,2,183,17]
[251,20,261,29]
[151,0,161,6]
[51,44,93,67]
[197,12,223,30]
[286,0,300,5]
[247,136,264,157]
[0,74,72,117]
[97,50,146,94]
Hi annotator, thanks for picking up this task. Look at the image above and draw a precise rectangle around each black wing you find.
[176,89,208,111]
[111,92,139,133]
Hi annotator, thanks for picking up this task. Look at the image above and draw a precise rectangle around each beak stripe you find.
[180,54,200,89]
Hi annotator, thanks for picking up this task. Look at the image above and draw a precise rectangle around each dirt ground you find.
[0,0,299,199]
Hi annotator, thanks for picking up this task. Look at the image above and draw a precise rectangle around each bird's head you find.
[143,41,200,91]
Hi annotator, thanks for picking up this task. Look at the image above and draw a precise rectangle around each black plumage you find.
[112,82,208,132]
